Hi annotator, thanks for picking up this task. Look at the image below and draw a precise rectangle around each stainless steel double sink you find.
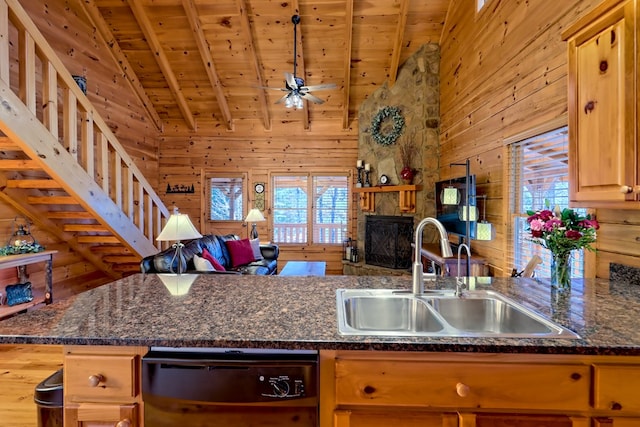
[336,288,579,339]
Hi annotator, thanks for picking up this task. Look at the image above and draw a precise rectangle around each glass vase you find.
[550,252,571,291]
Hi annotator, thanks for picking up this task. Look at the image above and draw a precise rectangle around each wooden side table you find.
[0,250,57,319]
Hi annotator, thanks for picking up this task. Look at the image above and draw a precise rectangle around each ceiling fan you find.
[260,15,336,109]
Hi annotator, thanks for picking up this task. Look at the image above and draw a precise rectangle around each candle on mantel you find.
[357,159,363,168]
[364,163,370,171]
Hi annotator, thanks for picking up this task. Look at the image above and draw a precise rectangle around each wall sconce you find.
[244,208,266,240]
[458,205,478,221]
[440,186,461,205]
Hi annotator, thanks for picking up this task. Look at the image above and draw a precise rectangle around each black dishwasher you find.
[142,347,319,427]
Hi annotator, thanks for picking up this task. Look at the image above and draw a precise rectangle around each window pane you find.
[209,177,243,221]
[273,176,308,243]
[313,176,348,244]
[509,126,585,278]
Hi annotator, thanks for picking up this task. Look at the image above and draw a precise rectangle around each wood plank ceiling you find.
[79,0,450,132]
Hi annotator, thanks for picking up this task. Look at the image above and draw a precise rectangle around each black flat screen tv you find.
[435,175,476,240]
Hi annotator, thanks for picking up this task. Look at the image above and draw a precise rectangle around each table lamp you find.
[245,208,266,239]
[156,207,202,274]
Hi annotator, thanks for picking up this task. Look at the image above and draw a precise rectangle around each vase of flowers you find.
[525,206,599,291]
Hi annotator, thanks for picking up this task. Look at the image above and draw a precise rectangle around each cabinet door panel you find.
[475,413,574,427]
[593,364,640,412]
[334,409,458,427]
[335,359,590,411]
[64,403,137,427]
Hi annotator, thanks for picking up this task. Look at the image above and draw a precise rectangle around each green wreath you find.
[371,106,405,146]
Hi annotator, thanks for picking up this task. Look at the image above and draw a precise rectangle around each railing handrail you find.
[0,0,169,250]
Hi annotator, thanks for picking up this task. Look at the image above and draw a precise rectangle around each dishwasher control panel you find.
[260,374,306,398]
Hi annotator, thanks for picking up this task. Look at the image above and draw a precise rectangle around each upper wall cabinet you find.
[563,0,639,208]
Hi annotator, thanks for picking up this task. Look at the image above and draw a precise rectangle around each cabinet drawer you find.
[335,359,590,411]
[593,365,640,412]
[65,354,138,402]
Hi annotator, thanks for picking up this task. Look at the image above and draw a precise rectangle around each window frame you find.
[504,117,589,279]
[270,170,351,246]
[204,171,248,223]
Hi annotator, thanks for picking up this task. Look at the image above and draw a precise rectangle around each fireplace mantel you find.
[353,185,421,213]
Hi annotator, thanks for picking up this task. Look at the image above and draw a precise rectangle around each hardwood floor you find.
[0,344,63,427]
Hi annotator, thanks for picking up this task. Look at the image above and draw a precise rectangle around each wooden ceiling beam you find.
[126,0,196,130]
[290,1,309,131]
[389,0,410,86]
[342,0,354,130]
[181,0,233,131]
[237,0,271,131]
[77,0,163,132]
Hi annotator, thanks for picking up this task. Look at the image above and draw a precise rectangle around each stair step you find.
[7,179,62,189]
[0,137,22,151]
[27,196,77,204]
[90,245,132,254]
[111,263,141,272]
[63,224,109,232]
[102,255,140,263]
[46,211,93,219]
[0,160,41,170]
[77,235,120,244]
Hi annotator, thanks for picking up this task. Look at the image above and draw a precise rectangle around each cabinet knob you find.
[620,185,640,194]
[115,419,131,427]
[87,374,105,387]
[456,382,470,397]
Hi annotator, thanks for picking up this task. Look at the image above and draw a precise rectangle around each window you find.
[272,173,349,244]
[207,175,244,221]
[507,125,586,278]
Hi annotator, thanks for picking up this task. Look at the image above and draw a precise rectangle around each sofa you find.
[140,234,279,275]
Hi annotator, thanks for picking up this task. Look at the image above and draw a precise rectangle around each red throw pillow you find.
[201,247,226,271]
[225,239,256,269]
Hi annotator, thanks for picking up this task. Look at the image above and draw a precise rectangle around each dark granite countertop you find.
[0,273,638,355]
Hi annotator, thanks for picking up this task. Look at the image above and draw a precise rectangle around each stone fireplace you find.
[365,215,414,269]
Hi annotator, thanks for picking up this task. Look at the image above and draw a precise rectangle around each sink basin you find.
[342,295,444,334]
[336,289,579,339]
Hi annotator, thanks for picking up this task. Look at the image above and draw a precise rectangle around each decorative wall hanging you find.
[371,106,405,146]
[166,184,195,194]
[254,182,265,211]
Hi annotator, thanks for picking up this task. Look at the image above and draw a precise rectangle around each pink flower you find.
[565,230,582,240]
[543,218,563,231]
[579,219,599,230]
[538,210,554,221]
[529,218,544,232]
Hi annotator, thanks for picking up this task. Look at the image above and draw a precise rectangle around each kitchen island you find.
[1,274,640,426]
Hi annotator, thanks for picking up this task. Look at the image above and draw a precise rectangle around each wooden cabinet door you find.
[566,0,637,206]
[64,403,137,427]
[592,418,640,426]
[334,409,458,427]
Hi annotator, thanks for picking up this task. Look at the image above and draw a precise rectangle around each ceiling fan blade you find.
[285,72,298,90]
[275,93,290,104]
[299,92,325,104]
[300,83,337,91]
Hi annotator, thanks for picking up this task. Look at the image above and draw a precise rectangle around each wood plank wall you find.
[0,0,160,294]
[159,127,358,275]
[437,0,629,277]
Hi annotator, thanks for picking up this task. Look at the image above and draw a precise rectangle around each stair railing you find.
[0,0,169,254]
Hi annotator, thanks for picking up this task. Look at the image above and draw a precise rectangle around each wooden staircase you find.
[0,0,169,278]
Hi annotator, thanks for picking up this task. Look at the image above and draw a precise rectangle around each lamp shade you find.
[458,205,478,221]
[476,221,494,241]
[244,208,266,223]
[441,186,461,205]
[156,212,202,241]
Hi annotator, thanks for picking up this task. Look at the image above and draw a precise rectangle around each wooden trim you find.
[0,1,8,84]
[342,0,353,130]
[126,0,195,129]
[181,0,233,131]
[388,0,409,86]
[502,115,567,146]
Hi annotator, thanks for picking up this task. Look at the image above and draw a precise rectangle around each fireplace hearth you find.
[365,215,414,269]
